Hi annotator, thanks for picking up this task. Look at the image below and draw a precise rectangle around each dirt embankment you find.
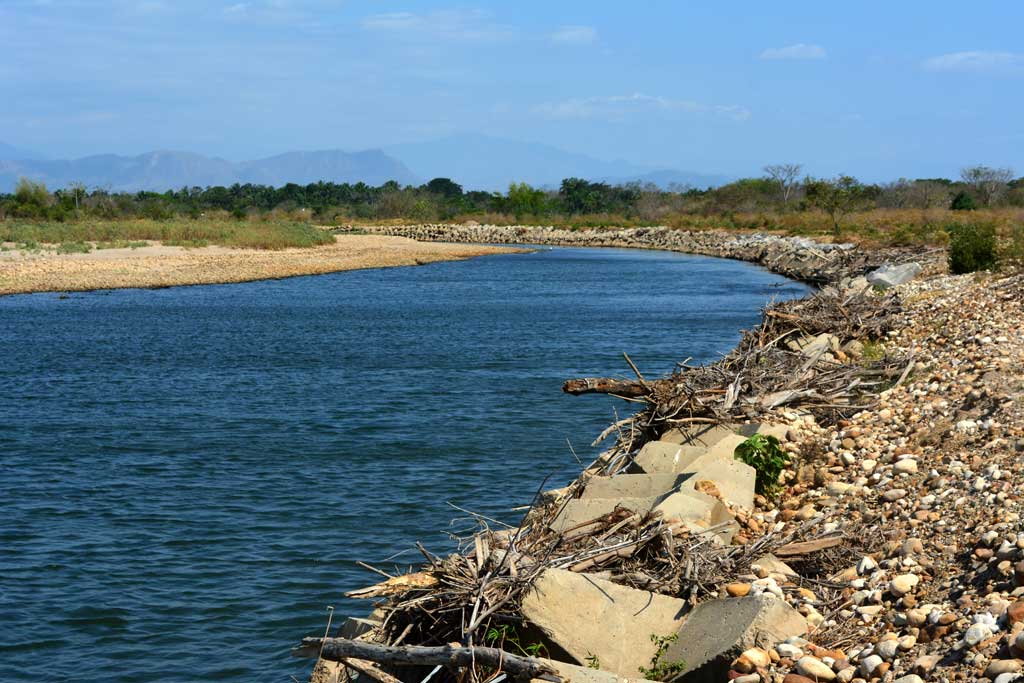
[0,234,521,297]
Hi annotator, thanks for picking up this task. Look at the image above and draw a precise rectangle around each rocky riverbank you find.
[298,227,1022,683]
[0,234,520,297]
[341,223,935,285]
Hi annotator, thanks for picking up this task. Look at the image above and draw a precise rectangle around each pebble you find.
[964,622,993,647]
[890,574,920,596]
[860,654,883,677]
[796,656,836,681]
[883,489,907,501]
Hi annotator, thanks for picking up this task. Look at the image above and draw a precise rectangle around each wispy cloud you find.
[361,9,514,42]
[923,50,1024,73]
[549,25,597,46]
[534,93,750,122]
[759,43,826,60]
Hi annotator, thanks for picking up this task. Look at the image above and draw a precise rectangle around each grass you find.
[0,217,335,250]
[55,241,92,254]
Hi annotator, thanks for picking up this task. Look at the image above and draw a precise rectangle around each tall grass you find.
[0,217,334,250]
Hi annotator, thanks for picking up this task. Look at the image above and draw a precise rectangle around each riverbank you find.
[299,227,1024,683]
[342,223,942,285]
[0,234,521,296]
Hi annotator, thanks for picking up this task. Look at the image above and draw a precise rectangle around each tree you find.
[506,182,546,220]
[763,163,803,204]
[960,165,1014,206]
[425,177,463,199]
[804,175,868,237]
[66,181,87,210]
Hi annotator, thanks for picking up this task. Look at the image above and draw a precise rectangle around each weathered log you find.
[562,377,649,398]
[293,637,559,682]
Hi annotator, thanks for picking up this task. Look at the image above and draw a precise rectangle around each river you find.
[0,246,810,682]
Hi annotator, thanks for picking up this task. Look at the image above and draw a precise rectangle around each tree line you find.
[2,165,1021,234]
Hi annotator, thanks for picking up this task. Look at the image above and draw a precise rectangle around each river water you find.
[0,246,810,682]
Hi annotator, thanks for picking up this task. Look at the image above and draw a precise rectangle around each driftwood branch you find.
[562,377,649,398]
[293,637,559,682]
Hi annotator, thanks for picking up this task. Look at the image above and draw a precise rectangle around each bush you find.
[734,434,791,499]
[947,222,997,273]
[951,191,977,211]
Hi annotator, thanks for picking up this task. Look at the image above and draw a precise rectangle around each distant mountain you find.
[384,133,729,191]
[0,149,419,193]
[0,141,45,161]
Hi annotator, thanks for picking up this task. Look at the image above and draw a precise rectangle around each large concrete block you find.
[582,474,686,501]
[664,595,807,682]
[676,452,756,510]
[521,569,688,678]
[630,441,708,475]
[550,497,659,533]
[653,490,737,544]
[737,423,790,442]
[867,261,921,289]
[659,424,739,447]
[532,658,661,683]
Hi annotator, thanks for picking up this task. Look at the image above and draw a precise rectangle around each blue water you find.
[0,247,809,682]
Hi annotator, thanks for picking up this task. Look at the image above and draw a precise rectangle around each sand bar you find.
[0,234,522,297]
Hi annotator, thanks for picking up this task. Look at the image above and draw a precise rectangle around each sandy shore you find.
[0,235,522,296]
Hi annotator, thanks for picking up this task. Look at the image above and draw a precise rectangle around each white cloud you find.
[759,43,826,60]
[361,9,513,42]
[549,25,597,46]
[534,93,750,122]
[923,50,1024,73]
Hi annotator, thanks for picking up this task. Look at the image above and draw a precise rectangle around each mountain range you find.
[0,134,731,193]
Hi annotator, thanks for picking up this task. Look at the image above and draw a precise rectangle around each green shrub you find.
[950,191,977,211]
[947,222,997,274]
[56,241,92,254]
[734,434,792,499]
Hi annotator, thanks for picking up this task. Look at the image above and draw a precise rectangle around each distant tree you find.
[960,165,1014,206]
[804,175,868,236]
[763,163,802,204]
[507,182,546,220]
[425,177,463,199]
[66,181,87,210]
[907,179,953,209]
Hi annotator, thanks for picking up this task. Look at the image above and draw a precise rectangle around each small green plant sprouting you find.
[483,624,549,659]
[585,653,601,670]
[734,434,792,500]
[860,339,885,362]
[638,633,686,681]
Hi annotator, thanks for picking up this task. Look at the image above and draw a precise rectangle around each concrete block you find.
[737,423,790,442]
[532,658,661,683]
[582,474,686,501]
[659,424,739,447]
[521,569,688,678]
[664,595,808,682]
[550,497,659,533]
[676,452,757,510]
[867,262,921,289]
[630,441,707,475]
[653,490,737,544]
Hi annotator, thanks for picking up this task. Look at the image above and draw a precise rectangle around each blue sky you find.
[1,0,1022,180]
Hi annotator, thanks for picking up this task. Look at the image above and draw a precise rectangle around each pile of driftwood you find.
[564,288,907,470]
[294,288,905,683]
[296,497,857,683]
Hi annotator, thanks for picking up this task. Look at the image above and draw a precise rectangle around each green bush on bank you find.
[947,222,998,274]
